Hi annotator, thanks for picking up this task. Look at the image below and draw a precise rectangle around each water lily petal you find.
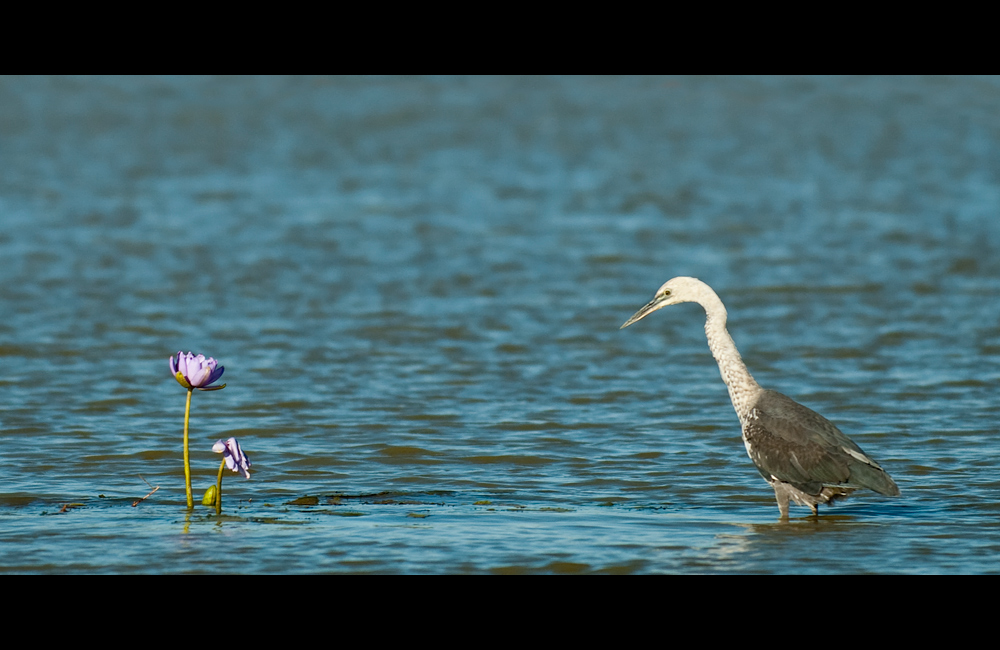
[191,365,213,387]
[207,365,225,385]
[213,437,251,479]
[177,352,193,378]
[229,438,251,478]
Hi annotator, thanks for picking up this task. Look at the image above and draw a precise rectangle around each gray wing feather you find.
[744,390,900,497]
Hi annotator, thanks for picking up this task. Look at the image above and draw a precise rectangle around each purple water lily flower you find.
[170,351,226,390]
[213,437,251,479]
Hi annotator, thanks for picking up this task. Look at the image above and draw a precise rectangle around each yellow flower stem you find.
[183,388,194,509]
[215,459,226,515]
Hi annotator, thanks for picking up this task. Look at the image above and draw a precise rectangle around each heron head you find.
[620,277,711,329]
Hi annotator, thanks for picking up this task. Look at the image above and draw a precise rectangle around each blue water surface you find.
[1,76,998,573]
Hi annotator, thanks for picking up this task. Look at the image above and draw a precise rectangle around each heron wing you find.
[744,390,899,496]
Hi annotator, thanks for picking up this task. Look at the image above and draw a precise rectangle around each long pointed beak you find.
[620,296,668,329]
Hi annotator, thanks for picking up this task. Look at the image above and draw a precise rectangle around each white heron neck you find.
[698,293,761,421]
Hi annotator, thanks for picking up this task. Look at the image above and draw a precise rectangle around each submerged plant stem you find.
[183,388,193,509]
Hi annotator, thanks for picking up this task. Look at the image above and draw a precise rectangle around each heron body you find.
[621,277,900,518]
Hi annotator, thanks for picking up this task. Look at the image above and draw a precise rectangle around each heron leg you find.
[772,484,790,519]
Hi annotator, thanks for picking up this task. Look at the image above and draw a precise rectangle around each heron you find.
[621,277,900,518]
